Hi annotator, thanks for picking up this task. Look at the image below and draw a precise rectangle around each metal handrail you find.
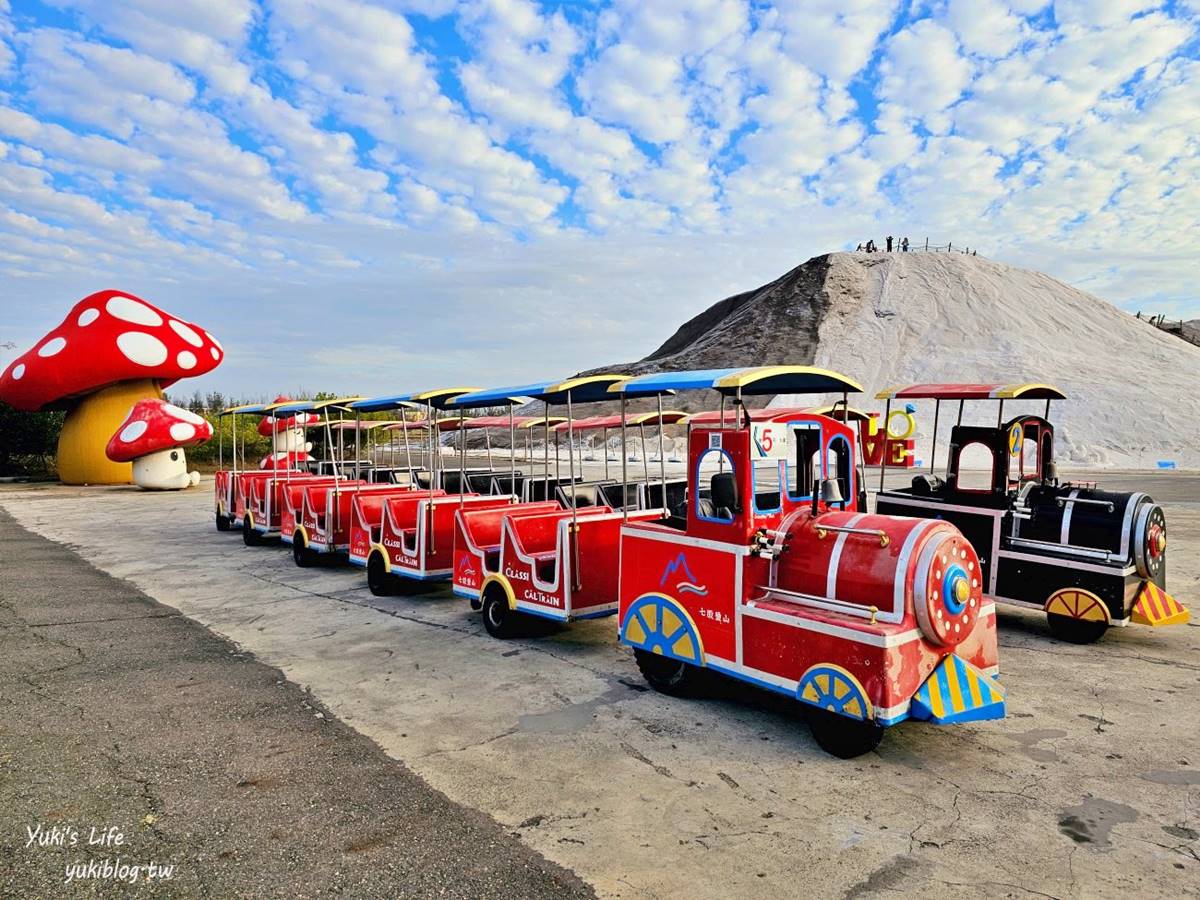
[1056,496,1114,512]
[814,523,890,547]
[1006,535,1115,562]
[754,586,882,624]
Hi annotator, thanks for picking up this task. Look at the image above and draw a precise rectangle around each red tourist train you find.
[421,367,1004,757]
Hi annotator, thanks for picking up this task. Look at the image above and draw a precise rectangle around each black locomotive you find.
[873,384,1185,643]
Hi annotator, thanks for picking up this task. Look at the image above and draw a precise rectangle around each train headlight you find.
[1151,527,1166,557]
[943,565,970,615]
[1134,503,1167,578]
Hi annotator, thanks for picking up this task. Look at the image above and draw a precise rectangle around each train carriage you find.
[451,376,692,634]
[348,386,547,593]
[608,367,1006,758]
[243,473,344,545]
[873,383,1188,643]
[213,401,297,531]
[294,481,418,567]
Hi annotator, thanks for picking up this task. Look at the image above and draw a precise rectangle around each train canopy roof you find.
[451,374,633,407]
[218,400,293,417]
[351,388,478,413]
[875,383,1067,401]
[328,420,404,431]
[270,396,366,414]
[612,366,863,398]
[446,381,558,409]
[541,373,632,404]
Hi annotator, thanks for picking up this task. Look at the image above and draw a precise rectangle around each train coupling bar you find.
[814,524,891,548]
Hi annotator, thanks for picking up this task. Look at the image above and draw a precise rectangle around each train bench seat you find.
[354,488,436,539]
[523,476,582,503]
[504,506,617,584]
[556,480,616,508]
[458,501,561,570]
[491,473,527,496]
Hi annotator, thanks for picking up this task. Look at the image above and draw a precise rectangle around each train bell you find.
[820,478,845,506]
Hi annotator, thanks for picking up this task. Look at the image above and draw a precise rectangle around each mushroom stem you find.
[58,379,162,485]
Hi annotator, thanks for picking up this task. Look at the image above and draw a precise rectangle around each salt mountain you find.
[609,252,1200,469]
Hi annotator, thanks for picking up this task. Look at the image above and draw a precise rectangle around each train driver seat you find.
[710,472,741,520]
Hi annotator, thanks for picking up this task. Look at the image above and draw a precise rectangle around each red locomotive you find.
[609,368,1005,756]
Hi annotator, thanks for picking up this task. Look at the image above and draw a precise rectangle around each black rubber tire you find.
[292,533,317,568]
[805,707,885,759]
[481,588,518,639]
[242,515,264,547]
[216,513,232,532]
[634,649,703,698]
[1048,613,1109,644]
[367,553,395,597]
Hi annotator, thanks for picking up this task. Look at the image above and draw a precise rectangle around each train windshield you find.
[788,423,823,500]
[1013,420,1043,482]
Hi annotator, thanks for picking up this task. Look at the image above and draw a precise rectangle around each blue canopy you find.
[613,366,863,398]
[352,388,477,412]
[269,396,366,414]
[219,402,277,417]
[538,374,631,405]
[349,394,424,413]
[449,375,630,408]
[446,381,557,410]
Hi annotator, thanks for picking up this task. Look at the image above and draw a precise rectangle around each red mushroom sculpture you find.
[0,290,223,484]
[105,399,213,490]
[257,397,319,470]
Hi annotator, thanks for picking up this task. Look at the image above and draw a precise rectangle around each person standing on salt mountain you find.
[902,237,909,252]
[886,235,894,252]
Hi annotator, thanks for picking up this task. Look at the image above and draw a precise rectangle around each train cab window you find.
[824,435,853,506]
[751,459,782,513]
[787,423,822,500]
[957,441,996,493]
[695,448,738,523]
[1017,436,1041,481]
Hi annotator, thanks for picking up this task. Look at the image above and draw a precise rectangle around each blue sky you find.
[0,0,1196,398]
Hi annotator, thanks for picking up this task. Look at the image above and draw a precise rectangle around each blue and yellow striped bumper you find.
[910,654,1006,725]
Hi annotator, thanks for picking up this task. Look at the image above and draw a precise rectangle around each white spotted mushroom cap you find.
[105,399,214,463]
[258,395,320,436]
[0,289,223,411]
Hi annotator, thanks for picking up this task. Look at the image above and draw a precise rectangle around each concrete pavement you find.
[1,478,1198,898]
[0,506,593,898]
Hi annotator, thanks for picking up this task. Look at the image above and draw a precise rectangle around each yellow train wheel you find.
[1045,588,1109,644]
[621,594,703,664]
[797,664,873,721]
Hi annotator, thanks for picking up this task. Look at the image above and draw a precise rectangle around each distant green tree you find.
[0,402,64,475]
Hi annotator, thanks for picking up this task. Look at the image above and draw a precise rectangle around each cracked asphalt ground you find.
[0,508,594,899]
[1,469,1198,899]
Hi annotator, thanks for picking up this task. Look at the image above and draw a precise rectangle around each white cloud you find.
[879,20,973,118]
[945,0,1025,57]
[768,0,896,83]
[0,0,1196,395]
